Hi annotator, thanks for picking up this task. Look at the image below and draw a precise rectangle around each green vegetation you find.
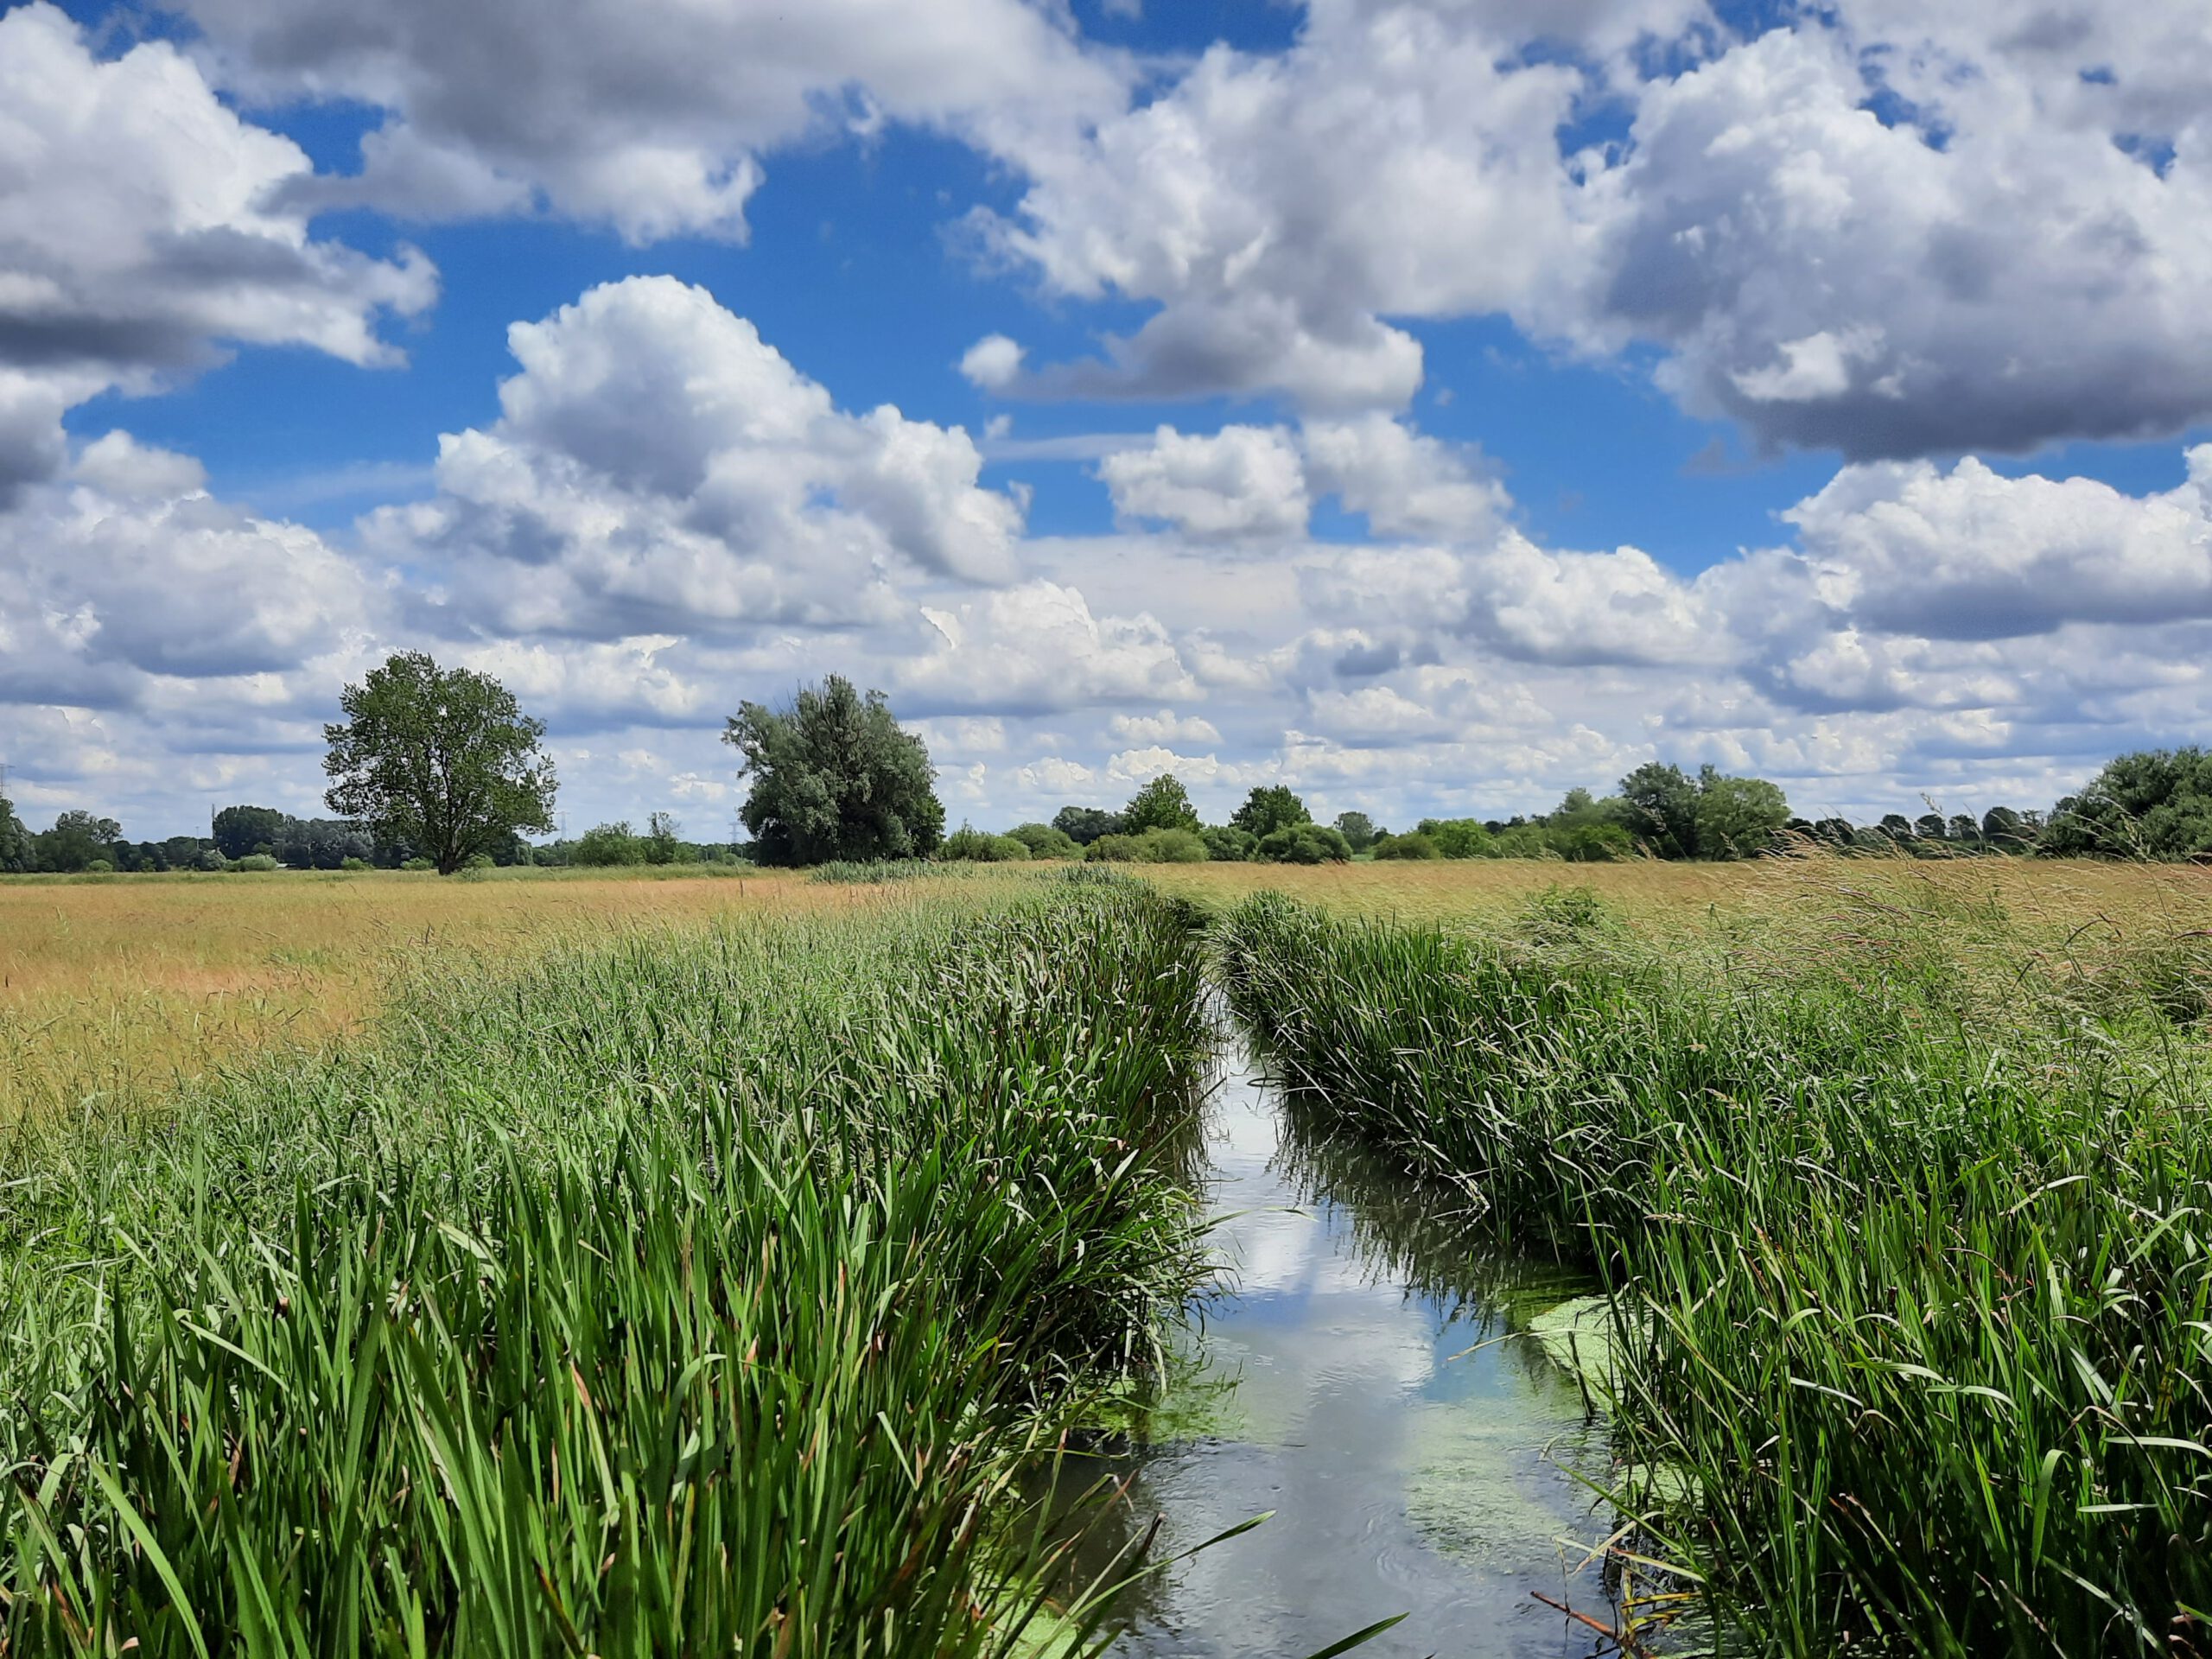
[942,824,1033,861]
[2044,747,2212,859]
[725,675,944,866]
[1,878,1211,1656]
[1217,884,2212,1656]
[322,652,560,876]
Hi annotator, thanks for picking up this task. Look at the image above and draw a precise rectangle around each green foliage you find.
[571,822,648,866]
[0,884,1211,1657]
[1005,823,1082,860]
[0,792,35,874]
[1332,810,1381,852]
[643,811,690,866]
[399,856,436,872]
[2044,747,2212,859]
[806,859,934,884]
[33,810,122,874]
[1415,817,1497,859]
[1611,762,1789,860]
[211,804,286,860]
[940,824,1031,861]
[1121,774,1201,835]
[1229,785,1310,840]
[232,853,280,872]
[725,676,944,867]
[1219,894,2212,1656]
[1200,824,1256,862]
[323,652,557,876]
[1050,805,1125,846]
[1255,823,1351,864]
[1084,827,1208,863]
[1371,830,1441,860]
[339,856,371,873]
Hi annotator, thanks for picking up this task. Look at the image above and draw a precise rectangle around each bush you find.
[85,859,114,874]
[941,825,1032,862]
[400,856,435,872]
[340,856,372,872]
[1201,825,1256,862]
[1006,823,1082,860]
[573,822,647,867]
[1256,823,1351,864]
[1085,829,1208,864]
[1372,831,1442,861]
[232,854,281,873]
[1416,817,1497,858]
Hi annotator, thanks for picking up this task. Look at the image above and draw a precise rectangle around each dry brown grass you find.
[0,866,888,1120]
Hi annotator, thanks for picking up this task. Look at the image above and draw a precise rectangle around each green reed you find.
[2,880,1211,1657]
[1217,887,2212,1657]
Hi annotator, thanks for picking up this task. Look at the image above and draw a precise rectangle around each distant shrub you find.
[1256,823,1351,864]
[1372,831,1442,861]
[1416,817,1497,859]
[573,822,647,867]
[233,854,280,872]
[1088,829,1207,864]
[1006,822,1082,860]
[941,825,1031,862]
[339,856,371,872]
[400,856,435,872]
[1201,825,1257,862]
[85,859,114,874]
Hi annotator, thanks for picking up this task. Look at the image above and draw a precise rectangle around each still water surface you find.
[1084,1032,1622,1658]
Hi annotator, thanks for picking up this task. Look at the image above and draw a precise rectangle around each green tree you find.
[645,811,688,865]
[322,652,558,876]
[1415,817,1497,859]
[572,823,645,866]
[1692,766,1791,861]
[1980,805,2036,852]
[1230,785,1309,840]
[35,810,122,873]
[724,676,943,867]
[2044,748,2212,860]
[1201,824,1256,861]
[0,791,31,874]
[1122,774,1201,834]
[212,804,288,860]
[1332,810,1381,852]
[1612,763,1700,858]
[1051,805,1125,845]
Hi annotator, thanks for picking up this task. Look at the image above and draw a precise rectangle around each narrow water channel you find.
[1071,1024,1625,1657]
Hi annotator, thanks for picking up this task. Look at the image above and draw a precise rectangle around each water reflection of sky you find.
[1096,1046,1617,1659]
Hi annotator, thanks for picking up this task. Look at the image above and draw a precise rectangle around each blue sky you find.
[6,0,2212,838]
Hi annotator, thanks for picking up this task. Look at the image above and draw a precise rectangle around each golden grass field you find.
[3,855,2205,1121]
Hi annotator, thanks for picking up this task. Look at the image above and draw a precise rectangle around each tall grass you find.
[2,880,1211,1656]
[1217,882,2212,1656]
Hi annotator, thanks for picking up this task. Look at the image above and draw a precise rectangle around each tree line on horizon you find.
[4,658,2210,874]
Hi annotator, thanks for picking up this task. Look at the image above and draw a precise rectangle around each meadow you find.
[5,855,2208,1656]
[2,871,1211,1656]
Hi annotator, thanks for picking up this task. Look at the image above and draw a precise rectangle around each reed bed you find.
[1,874,1211,1656]
[1216,868,2212,1657]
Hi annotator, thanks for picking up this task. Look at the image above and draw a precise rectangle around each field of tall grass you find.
[1,873,1212,1656]
[1216,861,2212,1656]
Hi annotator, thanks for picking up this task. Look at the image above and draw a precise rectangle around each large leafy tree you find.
[323,652,557,875]
[1052,805,1124,845]
[1122,774,1201,834]
[1332,810,1380,852]
[2044,748,2212,859]
[1693,768,1791,860]
[212,804,287,860]
[1230,785,1310,840]
[0,791,35,874]
[724,676,943,866]
[35,810,121,873]
[1613,762,1701,858]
